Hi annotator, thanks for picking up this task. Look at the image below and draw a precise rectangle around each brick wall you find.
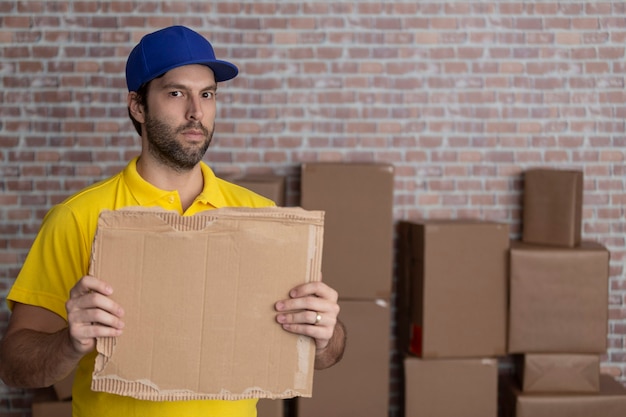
[1,1,625,416]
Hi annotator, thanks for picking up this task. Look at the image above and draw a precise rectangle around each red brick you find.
[2,15,31,28]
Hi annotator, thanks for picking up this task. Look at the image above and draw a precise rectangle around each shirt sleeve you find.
[7,203,91,320]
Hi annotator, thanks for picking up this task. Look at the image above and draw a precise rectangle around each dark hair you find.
[128,82,150,136]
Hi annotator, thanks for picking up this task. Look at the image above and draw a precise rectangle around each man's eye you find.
[169,91,183,97]
[203,92,215,99]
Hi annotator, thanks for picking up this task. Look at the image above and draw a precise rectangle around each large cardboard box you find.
[89,207,324,401]
[404,357,498,417]
[297,300,390,417]
[397,220,509,358]
[508,241,609,353]
[501,374,626,417]
[300,163,394,299]
[522,168,583,247]
[517,353,600,393]
[232,175,286,206]
[32,387,72,417]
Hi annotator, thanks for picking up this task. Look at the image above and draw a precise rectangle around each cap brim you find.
[205,60,239,82]
[141,59,239,89]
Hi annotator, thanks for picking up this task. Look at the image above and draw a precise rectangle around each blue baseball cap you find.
[125,25,239,92]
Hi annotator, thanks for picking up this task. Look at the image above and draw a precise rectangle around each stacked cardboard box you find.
[31,369,74,417]
[296,163,395,417]
[231,174,286,207]
[501,374,626,417]
[503,168,626,415]
[397,220,509,417]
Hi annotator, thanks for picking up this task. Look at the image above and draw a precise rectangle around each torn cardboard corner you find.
[89,206,325,402]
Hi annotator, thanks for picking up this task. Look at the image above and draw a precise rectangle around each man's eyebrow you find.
[160,82,217,91]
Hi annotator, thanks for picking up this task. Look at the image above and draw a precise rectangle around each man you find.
[0,26,346,416]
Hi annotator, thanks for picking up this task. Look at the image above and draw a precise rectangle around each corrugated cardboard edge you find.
[89,206,324,401]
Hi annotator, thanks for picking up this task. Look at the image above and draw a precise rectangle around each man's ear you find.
[128,92,146,124]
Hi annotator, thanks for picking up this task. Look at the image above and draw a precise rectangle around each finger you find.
[68,317,123,354]
[279,321,334,350]
[276,296,340,318]
[288,282,338,302]
[71,321,122,339]
[69,305,125,330]
[278,310,327,326]
[66,291,124,320]
[69,275,114,299]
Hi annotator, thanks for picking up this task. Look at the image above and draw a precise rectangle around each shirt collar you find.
[195,161,228,208]
[123,157,229,210]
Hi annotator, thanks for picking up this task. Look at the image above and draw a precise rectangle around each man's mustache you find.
[177,122,209,135]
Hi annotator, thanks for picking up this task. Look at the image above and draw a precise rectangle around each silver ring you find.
[314,312,322,325]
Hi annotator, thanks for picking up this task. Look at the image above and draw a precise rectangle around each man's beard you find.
[144,114,214,172]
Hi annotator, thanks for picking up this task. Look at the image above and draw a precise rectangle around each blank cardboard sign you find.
[90,207,324,401]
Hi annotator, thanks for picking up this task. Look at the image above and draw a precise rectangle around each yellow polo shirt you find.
[8,157,275,417]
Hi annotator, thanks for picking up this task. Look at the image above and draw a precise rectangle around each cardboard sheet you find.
[89,206,324,401]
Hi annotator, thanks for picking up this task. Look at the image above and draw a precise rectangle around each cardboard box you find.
[89,206,324,401]
[404,357,498,417]
[300,163,394,299]
[256,398,285,417]
[522,168,583,247]
[397,220,509,358]
[32,401,72,417]
[517,353,600,393]
[32,387,72,417]
[396,221,414,356]
[53,368,75,400]
[508,241,609,353]
[297,299,390,417]
[231,175,286,206]
[501,374,626,417]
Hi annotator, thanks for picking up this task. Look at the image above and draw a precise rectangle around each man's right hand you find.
[66,275,125,355]
[0,275,126,388]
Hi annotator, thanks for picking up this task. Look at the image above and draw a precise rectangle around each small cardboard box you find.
[32,401,72,417]
[507,241,609,353]
[90,206,324,401]
[231,175,286,206]
[404,357,499,417]
[517,353,600,393]
[522,168,583,247]
[53,368,76,400]
[397,220,509,358]
[297,299,391,417]
[300,162,394,299]
[501,374,626,417]
[32,387,72,417]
